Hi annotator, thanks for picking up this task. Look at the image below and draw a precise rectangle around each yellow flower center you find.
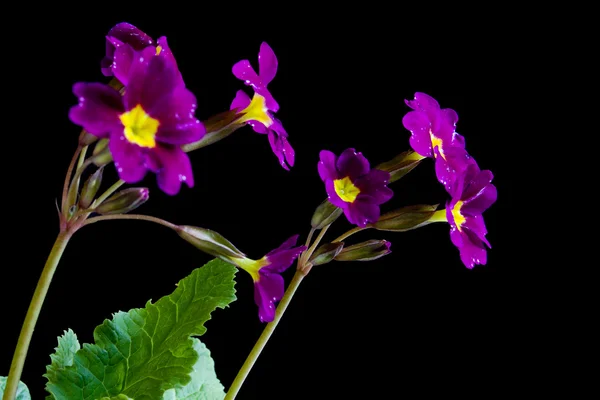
[430,130,445,159]
[451,200,466,231]
[334,177,361,203]
[238,93,273,127]
[119,104,160,148]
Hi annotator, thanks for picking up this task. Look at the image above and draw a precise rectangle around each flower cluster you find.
[402,93,497,268]
[66,22,497,324]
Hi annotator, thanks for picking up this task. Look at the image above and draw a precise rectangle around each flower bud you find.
[375,150,425,183]
[176,225,246,259]
[79,167,104,209]
[309,242,345,266]
[94,188,149,215]
[91,139,113,167]
[334,240,391,262]
[370,205,438,232]
[311,199,343,229]
[79,130,98,146]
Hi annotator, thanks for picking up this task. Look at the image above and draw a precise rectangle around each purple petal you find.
[69,83,124,137]
[264,236,305,274]
[109,37,134,86]
[449,226,488,269]
[230,89,251,111]
[250,122,268,134]
[346,195,380,227]
[232,60,260,87]
[152,85,205,145]
[405,92,440,113]
[435,147,474,193]
[436,108,460,143]
[463,215,491,248]
[258,42,278,85]
[109,132,148,183]
[254,273,284,323]
[255,86,279,113]
[107,22,154,50]
[268,131,289,170]
[462,169,493,202]
[151,145,194,195]
[403,110,434,158]
[463,183,497,215]
[124,47,180,112]
[282,136,295,168]
[268,234,300,254]
[354,169,393,205]
[156,37,183,85]
[102,23,154,77]
[325,179,347,208]
[337,148,370,179]
[318,150,338,181]
[267,129,294,170]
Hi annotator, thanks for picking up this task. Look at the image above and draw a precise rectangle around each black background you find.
[2,6,522,399]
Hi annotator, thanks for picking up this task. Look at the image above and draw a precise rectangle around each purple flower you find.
[101,22,180,86]
[233,235,306,322]
[230,42,294,170]
[69,46,205,195]
[318,148,394,227]
[402,92,471,190]
[445,161,497,269]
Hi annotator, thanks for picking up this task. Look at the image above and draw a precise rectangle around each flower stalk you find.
[2,232,72,400]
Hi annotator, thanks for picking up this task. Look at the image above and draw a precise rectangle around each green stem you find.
[2,232,72,400]
[298,227,316,267]
[224,269,305,400]
[81,214,178,230]
[225,224,333,398]
[332,226,365,243]
[302,224,331,265]
[91,180,125,208]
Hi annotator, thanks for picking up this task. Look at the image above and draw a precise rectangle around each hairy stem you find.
[225,224,332,399]
[81,213,178,231]
[2,232,72,400]
[224,270,305,400]
[332,226,365,243]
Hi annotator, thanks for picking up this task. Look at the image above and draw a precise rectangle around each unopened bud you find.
[376,150,425,183]
[176,225,246,259]
[335,240,391,262]
[79,167,104,209]
[370,205,438,232]
[309,242,345,266]
[91,138,113,167]
[311,199,343,229]
[95,188,149,215]
[79,131,99,146]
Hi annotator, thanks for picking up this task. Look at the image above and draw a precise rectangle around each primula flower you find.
[402,92,470,189]
[318,148,393,227]
[232,235,306,322]
[69,46,205,195]
[230,42,294,170]
[101,22,179,86]
[445,161,497,269]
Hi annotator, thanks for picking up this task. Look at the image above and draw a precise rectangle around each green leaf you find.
[45,259,237,400]
[44,329,81,384]
[0,376,31,400]
[162,338,225,400]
